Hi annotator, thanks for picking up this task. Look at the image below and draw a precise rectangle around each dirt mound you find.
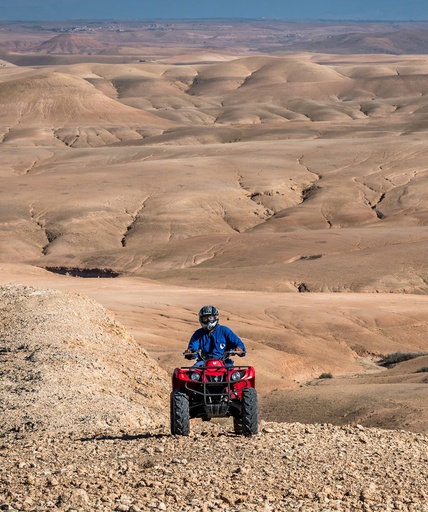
[32,33,108,55]
[0,284,169,436]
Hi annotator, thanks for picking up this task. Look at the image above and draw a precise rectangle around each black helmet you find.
[198,305,219,331]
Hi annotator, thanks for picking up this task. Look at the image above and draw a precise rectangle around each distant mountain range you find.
[273,28,428,54]
[2,20,428,56]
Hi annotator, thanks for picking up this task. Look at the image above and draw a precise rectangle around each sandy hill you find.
[0,71,171,125]
[3,55,428,145]
[80,55,428,125]
[32,33,108,55]
[0,70,172,146]
[0,284,169,436]
[187,55,347,96]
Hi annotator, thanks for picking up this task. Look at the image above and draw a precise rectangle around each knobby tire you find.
[242,387,258,436]
[170,389,190,436]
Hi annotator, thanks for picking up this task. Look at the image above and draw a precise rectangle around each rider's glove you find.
[184,350,195,360]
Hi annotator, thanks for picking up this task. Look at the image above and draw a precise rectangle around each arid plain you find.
[1,19,428,433]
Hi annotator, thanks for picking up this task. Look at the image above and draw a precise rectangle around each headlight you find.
[231,371,244,381]
[190,372,201,381]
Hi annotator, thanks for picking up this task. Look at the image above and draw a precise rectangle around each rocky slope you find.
[1,285,427,511]
[0,285,169,436]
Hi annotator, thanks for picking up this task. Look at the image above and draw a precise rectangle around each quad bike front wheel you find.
[170,389,190,436]
[233,414,243,435]
[241,387,258,436]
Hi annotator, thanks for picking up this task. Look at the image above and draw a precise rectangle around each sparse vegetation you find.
[415,367,428,373]
[318,372,333,379]
[378,352,428,367]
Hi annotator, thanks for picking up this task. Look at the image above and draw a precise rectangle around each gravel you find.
[1,422,427,511]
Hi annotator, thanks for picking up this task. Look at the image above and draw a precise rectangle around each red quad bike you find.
[170,350,258,436]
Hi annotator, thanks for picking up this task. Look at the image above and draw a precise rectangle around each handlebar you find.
[183,349,244,361]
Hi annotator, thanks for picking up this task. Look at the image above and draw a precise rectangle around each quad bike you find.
[170,350,258,436]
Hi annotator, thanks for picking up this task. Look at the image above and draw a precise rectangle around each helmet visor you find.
[200,315,216,324]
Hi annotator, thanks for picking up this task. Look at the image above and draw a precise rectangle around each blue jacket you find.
[187,324,246,361]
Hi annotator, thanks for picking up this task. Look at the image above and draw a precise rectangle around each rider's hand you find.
[235,347,245,356]
[183,349,195,360]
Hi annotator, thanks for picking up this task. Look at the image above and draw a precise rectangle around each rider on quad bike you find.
[184,305,246,366]
[171,306,258,436]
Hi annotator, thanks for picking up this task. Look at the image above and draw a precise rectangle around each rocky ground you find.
[1,285,428,511]
[1,421,427,512]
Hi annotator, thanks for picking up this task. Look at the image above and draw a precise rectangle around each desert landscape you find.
[1,18,428,511]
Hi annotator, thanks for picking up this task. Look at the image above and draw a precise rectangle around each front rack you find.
[182,365,250,404]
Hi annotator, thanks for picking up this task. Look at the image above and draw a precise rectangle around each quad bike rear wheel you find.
[241,387,258,436]
[170,389,190,436]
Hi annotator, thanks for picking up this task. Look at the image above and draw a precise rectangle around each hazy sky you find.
[1,0,428,22]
